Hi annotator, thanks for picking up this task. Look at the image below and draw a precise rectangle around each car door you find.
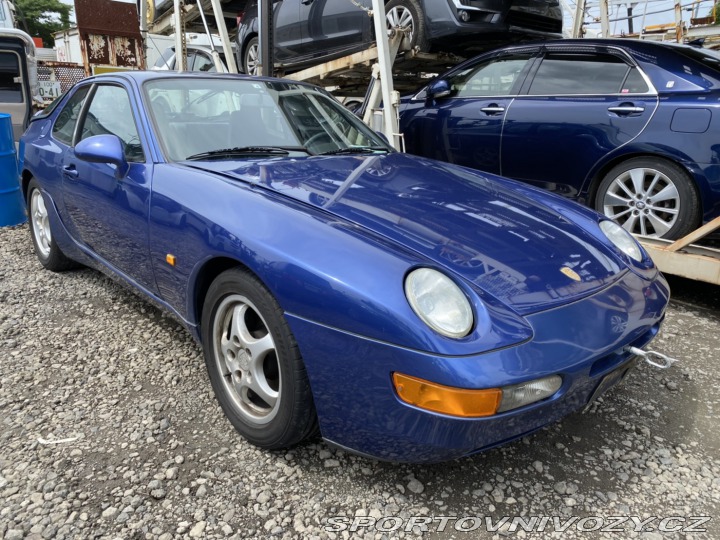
[61,82,157,292]
[0,48,27,140]
[273,0,304,61]
[401,50,537,175]
[501,46,659,198]
[299,0,370,58]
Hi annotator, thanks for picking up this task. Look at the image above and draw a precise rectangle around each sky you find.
[569,0,716,36]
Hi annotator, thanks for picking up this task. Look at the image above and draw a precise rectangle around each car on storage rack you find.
[152,44,233,72]
[400,39,720,240]
[235,0,563,75]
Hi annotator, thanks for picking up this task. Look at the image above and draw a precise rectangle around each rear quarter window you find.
[631,44,720,92]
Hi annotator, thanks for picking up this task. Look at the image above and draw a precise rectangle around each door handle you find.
[607,106,645,115]
[480,105,505,116]
[63,165,79,178]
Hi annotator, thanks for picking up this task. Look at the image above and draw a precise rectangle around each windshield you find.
[144,78,390,161]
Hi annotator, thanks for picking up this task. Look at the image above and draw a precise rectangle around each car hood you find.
[186,153,625,315]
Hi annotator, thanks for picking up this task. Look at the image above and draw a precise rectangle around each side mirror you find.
[427,79,452,100]
[75,134,129,178]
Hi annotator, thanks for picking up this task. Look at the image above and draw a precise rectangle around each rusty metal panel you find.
[74,0,145,72]
[75,0,143,38]
[84,34,111,65]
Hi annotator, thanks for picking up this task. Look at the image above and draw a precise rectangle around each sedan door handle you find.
[62,165,79,178]
[607,106,645,115]
[480,106,505,116]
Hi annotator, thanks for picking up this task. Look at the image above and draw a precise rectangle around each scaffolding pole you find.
[209,0,238,73]
[173,0,185,71]
[370,0,400,149]
[599,0,610,36]
[573,0,587,37]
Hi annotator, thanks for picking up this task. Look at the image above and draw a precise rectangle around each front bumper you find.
[425,0,562,43]
[288,270,669,463]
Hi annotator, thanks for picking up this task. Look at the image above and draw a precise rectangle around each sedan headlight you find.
[405,268,473,338]
[600,220,643,262]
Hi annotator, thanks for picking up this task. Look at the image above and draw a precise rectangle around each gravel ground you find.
[1,223,719,540]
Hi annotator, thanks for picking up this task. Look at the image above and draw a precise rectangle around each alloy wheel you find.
[386,6,415,44]
[212,294,281,425]
[602,167,680,238]
[245,42,261,76]
[31,189,52,258]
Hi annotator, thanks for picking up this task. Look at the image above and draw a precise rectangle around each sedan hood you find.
[188,153,625,315]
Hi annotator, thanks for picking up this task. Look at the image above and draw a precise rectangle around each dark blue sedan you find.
[20,72,669,462]
[400,39,720,240]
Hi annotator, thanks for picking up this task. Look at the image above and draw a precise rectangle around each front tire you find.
[595,157,700,240]
[201,268,318,449]
[386,0,429,52]
[26,179,77,272]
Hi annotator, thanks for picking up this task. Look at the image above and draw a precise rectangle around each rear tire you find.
[26,179,77,272]
[201,268,318,449]
[385,0,429,52]
[594,157,700,240]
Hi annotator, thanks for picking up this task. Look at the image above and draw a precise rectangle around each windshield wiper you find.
[318,146,390,156]
[185,146,311,160]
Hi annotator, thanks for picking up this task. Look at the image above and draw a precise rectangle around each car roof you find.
[506,37,706,55]
[80,70,317,88]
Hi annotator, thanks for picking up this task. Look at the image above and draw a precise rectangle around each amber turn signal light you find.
[392,373,502,418]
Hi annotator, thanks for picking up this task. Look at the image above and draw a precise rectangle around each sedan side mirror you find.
[427,79,452,100]
[75,135,130,178]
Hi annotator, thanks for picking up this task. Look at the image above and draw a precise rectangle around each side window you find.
[52,86,90,145]
[153,48,176,69]
[192,52,216,72]
[449,54,533,98]
[528,53,630,95]
[79,85,144,162]
[621,68,650,94]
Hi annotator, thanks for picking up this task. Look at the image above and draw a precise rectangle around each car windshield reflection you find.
[144,78,390,161]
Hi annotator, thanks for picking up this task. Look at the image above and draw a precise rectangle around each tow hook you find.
[625,346,678,369]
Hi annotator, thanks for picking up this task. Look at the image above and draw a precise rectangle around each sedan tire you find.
[201,268,318,449]
[26,179,77,272]
[386,0,428,52]
[595,158,700,240]
[242,37,261,76]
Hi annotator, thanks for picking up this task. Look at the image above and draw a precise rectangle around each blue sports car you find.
[400,39,720,240]
[20,72,669,463]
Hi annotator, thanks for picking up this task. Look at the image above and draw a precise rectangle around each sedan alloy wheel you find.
[597,158,700,240]
[243,37,261,76]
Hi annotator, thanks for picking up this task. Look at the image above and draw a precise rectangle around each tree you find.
[13,0,73,47]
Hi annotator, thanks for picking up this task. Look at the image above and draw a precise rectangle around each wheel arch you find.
[20,169,33,200]
[239,32,258,72]
[190,256,257,335]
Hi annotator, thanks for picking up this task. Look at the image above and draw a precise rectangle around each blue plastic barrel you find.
[0,112,25,226]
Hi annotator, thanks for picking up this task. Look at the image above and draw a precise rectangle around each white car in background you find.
[152,44,233,72]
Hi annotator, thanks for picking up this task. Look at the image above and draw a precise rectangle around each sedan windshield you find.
[144,78,391,161]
